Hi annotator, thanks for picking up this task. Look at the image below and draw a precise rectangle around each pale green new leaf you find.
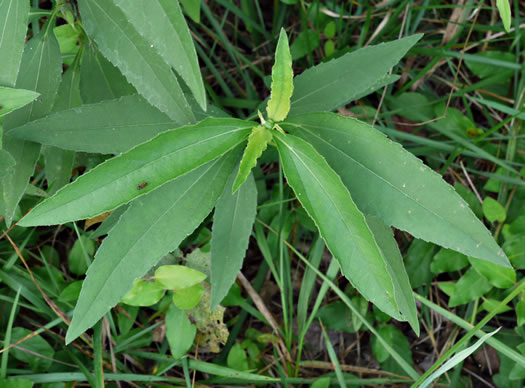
[282,113,511,268]
[155,265,207,291]
[66,153,237,343]
[274,132,402,320]
[121,279,164,306]
[9,95,177,154]
[366,216,419,334]
[232,125,272,193]
[114,0,206,110]
[19,118,253,227]
[0,87,39,118]
[211,168,257,309]
[289,35,422,116]
[496,0,511,33]
[78,0,194,123]
[2,23,62,226]
[0,0,29,87]
[267,28,293,122]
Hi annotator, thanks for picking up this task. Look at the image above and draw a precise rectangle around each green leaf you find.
[282,113,510,268]
[448,268,492,307]
[0,0,29,87]
[58,280,83,303]
[496,0,512,33]
[431,248,469,275]
[468,256,516,288]
[227,343,249,371]
[66,153,237,344]
[114,0,206,110]
[290,29,320,60]
[179,0,201,23]
[274,132,403,321]
[80,44,135,104]
[366,216,419,335]
[173,284,204,310]
[0,87,40,118]
[211,167,257,309]
[371,325,412,365]
[10,327,54,372]
[1,23,62,226]
[68,235,96,276]
[267,28,293,122]
[166,305,196,359]
[121,279,165,306]
[44,58,82,194]
[78,0,194,123]
[483,197,506,222]
[19,118,252,227]
[9,95,178,154]
[232,125,272,193]
[480,299,512,314]
[155,265,207,291]
[289,35,422,116]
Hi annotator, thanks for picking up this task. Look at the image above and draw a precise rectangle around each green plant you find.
[2,0,513,362]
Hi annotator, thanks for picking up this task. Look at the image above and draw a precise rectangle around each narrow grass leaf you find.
[274,132,402,321]
[115,0,206,110]
[289,35,422,116]
[321,324,347,388]
[211,168,257,309]
[232,125,272,193]
[0,87,39,118]
[78,0,194,123]
[19,118,252,227]
[267,28,293,122]
[282,113,511,268]
[420,329,500,388]
[66,153,237,343]
[9,95,178,154]
[2,23,62,226]
[0,0,29,87]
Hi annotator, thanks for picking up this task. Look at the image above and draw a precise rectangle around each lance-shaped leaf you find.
[289,34,422,116]
[267,28,293,122]
[80,43,135,104]
[19,118,253,227]
[366,216,419,334]
[9,95,177,154]
[78,0,194,123]
[274,132,403,320]
[43,54,82,195]
[0,87,39,118]
[232,125,272,193]
[66,153,236,344]
[281,113,510,268]
[0,0,29,87]
[211,168,257,309]
[114,0,206,110]
[2,23,62,227]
